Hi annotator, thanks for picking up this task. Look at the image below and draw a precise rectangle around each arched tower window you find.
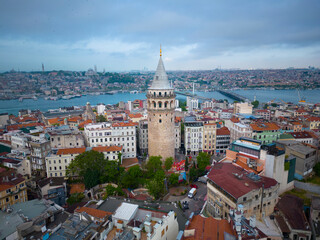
[164,102,168,108]
[159,101,162,108]
[154,92,156,97]
[159,92,162,96]
[164,92,167,96]
[153,101,156,108]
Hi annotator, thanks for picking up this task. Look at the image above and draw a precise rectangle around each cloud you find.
[0,0,320,70]
[72,38,149,55]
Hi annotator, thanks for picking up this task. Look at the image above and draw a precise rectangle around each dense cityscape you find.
[1,0,320,240]
[0,53,319,240]
[1,68,320,100]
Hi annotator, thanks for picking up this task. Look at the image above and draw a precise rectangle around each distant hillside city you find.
[0,67,319,100]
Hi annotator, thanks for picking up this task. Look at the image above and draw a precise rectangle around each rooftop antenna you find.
[193,82,195,96]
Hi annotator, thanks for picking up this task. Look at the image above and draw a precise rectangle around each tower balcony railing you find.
[147,106,176,111]
[146,93,176,99]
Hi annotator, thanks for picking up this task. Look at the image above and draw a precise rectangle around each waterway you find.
[0,89,319,115]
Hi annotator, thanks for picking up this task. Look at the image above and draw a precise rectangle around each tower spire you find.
[160,44,162,57]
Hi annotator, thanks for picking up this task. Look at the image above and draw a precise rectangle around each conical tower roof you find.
[149,49,173,90]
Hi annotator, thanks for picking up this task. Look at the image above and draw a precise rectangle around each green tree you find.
[179,101,187,111]
[251,100,259,108]
[263,104,268,109]
[197,152,211,171]
[67,193,85,205]
[121,165,142,189]
[96,115,106,122]
[185,156,189,171]
[66,150,107,189]
[101,160,125,184]
[168,173,179,186]
[84,168,100,189]
[147,170,165,199]
[146,156,163,175]
[314,162,320,177]
[164,157,174,171]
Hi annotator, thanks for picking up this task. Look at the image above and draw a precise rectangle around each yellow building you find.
[203,123,217,154]
[0,168,27,210]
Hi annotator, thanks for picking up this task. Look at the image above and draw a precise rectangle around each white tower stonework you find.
[147,49,175,161]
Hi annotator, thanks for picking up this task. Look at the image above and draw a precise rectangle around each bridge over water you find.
[216,90,248,102]
[175,91,212,101]
[175,90,248,102]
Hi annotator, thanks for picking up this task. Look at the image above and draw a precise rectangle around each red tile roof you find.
[78,119,93,128]
[207,163,278,200]
[276,195,310,231]
[56,147,86,155]
[184,215,236,240]
[75,206,111,220]
[216,126,230,136]
[121,158,139,169]
[92,146,122,153]
[112,122,138,127]
[250,122,280,131]
[128,113,143,118]
[289,131,312,139]
[70,183,85,194]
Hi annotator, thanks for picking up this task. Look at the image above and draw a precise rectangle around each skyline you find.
[1,0,320,72]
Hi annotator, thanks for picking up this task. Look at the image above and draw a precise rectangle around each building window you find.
[159,119,162,123]
[15,195,19,200]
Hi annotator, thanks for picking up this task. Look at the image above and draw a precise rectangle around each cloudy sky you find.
[0,0,320,71]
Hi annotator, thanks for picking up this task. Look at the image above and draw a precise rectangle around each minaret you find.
[147,47,175,161]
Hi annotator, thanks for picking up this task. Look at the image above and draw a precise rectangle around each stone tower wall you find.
[147,90,175,161]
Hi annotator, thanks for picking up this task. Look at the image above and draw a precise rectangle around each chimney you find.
[250,216,256,228]
[144,221,152,233]
[133,227,141,240]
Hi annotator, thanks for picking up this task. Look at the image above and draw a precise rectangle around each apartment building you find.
[250,122,281,144]
[0,168,27,210]
[229,122,252,142]
[184,122,203,155]
[216,127,230,154]
[203,123,216,154]
[47,126,85,149]
[233,102,253,115]
[84,122,137,158]
[206,162,279,220]
[138,119,148,155]
[46,147,86,177]
[254,109,271,120]
[29,139,51,171]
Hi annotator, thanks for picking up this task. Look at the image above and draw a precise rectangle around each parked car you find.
[190,184,198,189]
[188,188,197,198]
[182,201,189,210]
[198,174,208,183]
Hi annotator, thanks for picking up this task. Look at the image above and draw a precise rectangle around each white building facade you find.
[84,122,137,158]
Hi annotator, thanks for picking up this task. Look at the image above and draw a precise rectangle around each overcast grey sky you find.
[0,0,320,71]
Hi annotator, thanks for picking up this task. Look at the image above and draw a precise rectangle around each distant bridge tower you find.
[42,63,44,72]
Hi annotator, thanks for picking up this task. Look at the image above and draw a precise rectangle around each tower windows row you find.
[149,90,174,98]
[149,100,174,109]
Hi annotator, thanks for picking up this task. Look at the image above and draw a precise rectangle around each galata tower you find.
[147,48,175,161]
